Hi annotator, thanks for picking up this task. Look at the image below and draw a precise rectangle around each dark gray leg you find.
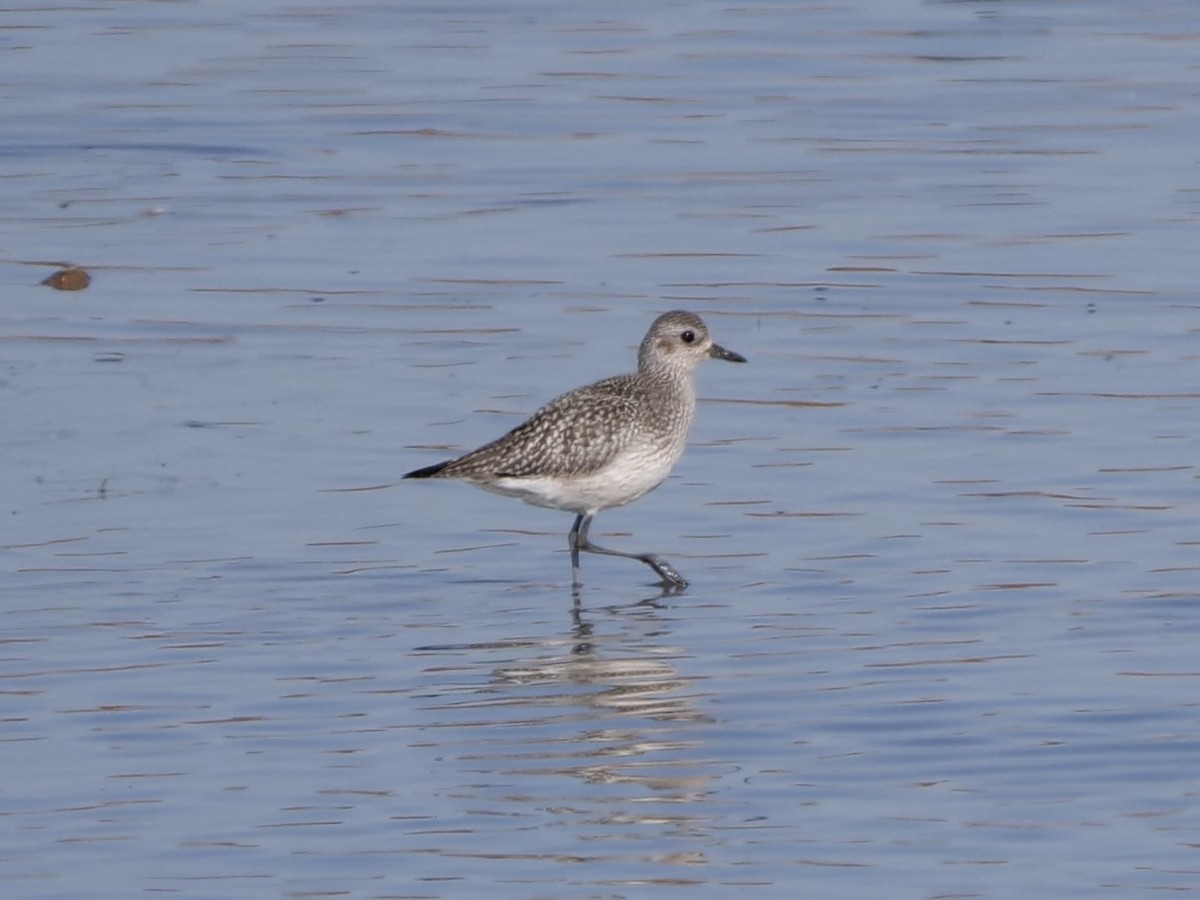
[571,514,688,590]
[569,513,586,587]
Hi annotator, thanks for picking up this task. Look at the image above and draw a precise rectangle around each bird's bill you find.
[709,342,747,363]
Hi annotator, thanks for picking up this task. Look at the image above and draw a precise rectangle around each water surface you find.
[3,2,1200,898]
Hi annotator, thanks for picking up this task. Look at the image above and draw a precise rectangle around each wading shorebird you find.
[404,310,746,589]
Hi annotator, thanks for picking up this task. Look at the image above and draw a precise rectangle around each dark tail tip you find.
[403,460,451,479]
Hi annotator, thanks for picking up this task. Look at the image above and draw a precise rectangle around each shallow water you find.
[4,1,1200,898]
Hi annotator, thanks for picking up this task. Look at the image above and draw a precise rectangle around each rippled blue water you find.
[4,2,1200,898]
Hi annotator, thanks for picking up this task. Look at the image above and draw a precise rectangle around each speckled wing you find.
[446,375,644,480]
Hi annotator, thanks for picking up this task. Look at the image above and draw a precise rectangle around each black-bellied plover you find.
[404,310,746,589]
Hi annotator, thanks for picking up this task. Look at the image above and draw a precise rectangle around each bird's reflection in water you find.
[416,591,718,821]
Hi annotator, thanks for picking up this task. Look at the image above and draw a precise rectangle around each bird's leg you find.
[569,513,586,588]
[573,514,688,591]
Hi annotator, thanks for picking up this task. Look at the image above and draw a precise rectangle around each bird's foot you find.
[644,555,688,592]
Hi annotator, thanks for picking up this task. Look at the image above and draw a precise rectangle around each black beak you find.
[709,342,747,363]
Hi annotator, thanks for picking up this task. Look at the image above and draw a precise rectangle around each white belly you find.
[487,443,679,514]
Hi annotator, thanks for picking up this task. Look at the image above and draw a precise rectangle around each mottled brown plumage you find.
[405,310,746,589]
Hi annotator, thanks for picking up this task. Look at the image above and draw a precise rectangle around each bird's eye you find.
[681,329,696,344]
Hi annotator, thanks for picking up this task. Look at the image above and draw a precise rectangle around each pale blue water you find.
[3,2,1200,898]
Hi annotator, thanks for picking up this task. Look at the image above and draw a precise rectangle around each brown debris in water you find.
[41,266,91,291]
